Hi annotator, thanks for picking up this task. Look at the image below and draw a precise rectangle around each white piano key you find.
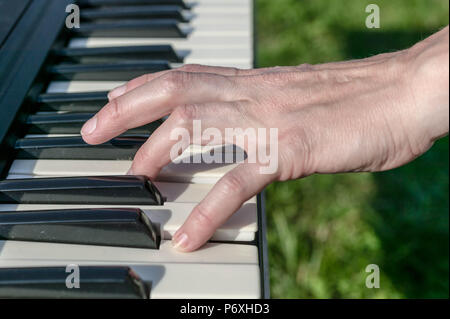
[69,36,253,67]
[188,9,250,17]
[193,0,252,5]
[182,13,251,27]
[68,39,252,67]
[187,2,252,24]
[146,263,260,299]
[24,134,80,137]
[9,143,244,183]
[0,263,261,299]
[191,0,250,4]
[46,80,126,93]
[16,138,239,156]
[190,0,252,7]
[0,240,258,266]
[3,174,258,204]
[69,35,251,49]
[179,22,251,36]
[47,61,261,93]
[175,48,252,66]
[0,201,258,241]
[9,160,239,183]
[0,240,260,298]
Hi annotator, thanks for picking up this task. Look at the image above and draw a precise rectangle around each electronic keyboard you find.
[0,0,269,299]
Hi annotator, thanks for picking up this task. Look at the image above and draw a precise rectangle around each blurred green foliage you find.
[256,0,449,298]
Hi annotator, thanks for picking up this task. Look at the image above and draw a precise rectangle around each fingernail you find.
[80,116,97,136]
[172,232,189,251]
[108,84,127,100]
[126,168,134,175]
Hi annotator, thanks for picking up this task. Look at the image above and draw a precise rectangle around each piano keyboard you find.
[0,0,269,299]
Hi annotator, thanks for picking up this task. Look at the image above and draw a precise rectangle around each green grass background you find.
[256,0,449,298]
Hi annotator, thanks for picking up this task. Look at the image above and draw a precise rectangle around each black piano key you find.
[25,113,162,134]
[72,19,187,38]
[0,175,164,205]
[52,45,182,64]
[78,0,190,10]
[81,5,188,22]
[0,208,160,249]
[0,266,149,298]
[15,135,147,160]
[37,91,108,112]
[49,61,170,81]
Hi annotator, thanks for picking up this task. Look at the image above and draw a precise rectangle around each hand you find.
[81,26,449,252]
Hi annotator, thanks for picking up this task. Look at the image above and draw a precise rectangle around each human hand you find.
[81,26,449,252]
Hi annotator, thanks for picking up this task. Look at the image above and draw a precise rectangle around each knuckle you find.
[128,75,143,87]
[191,204,215,229]
[132,146,160,177]
[133,146,151,165]
[160,71,189,91]
[220,172,245,195]
[145,73,153,81]
[107,98,124,122]
[140,73,153,85]
[173,104,198,125]
[180,64,202,72]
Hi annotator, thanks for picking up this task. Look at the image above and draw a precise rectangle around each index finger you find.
[81,71,237,145]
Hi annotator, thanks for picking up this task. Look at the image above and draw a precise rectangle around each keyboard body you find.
[0,0,269,299]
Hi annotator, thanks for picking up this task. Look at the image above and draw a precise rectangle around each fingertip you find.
[80,116,97,136]
[171,231,191,252]
[171,225,210,252]
[80,128,108,146]
[80,116,101,145]
[80,135,102,146]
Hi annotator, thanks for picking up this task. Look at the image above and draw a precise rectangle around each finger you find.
[81,71,237,145]
[129,102,242,179]
[171,163,276,252]
[108,64,252,100]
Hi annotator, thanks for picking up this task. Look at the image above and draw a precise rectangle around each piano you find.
[0,0,269,298]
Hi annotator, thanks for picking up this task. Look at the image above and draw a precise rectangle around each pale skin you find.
[81,26,449,252]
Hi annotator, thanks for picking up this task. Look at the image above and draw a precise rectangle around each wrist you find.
[406,27,449,142]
